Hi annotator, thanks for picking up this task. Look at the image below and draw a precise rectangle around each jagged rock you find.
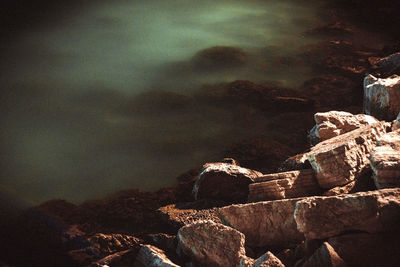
[193,162,262,202]
[308,111,379,145]
[157,202,222,231]
[279,153,311,172]
[370,130,400,189]
[248,170,321,202]
[218,198,305,247]
[370,52,400,77]
[253,251,285,267]
[177,220,247,267]
[325,232,400,267]
[307,122,388,189]
[294,188,400,240]
[302,242,346,267]
[364,74,400,120]
[134,245,179,267]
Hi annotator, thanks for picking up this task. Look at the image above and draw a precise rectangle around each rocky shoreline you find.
[1,1,400,266]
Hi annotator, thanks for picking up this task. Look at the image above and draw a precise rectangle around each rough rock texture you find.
[392,112,400,130]
[90,249,137,267]
[218,198,305,247]
[307,122,388,189]
[193,162,262,202]
[370,52,400,77]
[364,74,400,120]
[294,188,400,240]
[177,220,247,267]
[157,202,221,231]
[248,170,321,202]
[302,242,346,267]
[308,111,379,145]
[134,245,179,267]
[253,251,285,267]
[370,130,400,189]
[279,153,311,172]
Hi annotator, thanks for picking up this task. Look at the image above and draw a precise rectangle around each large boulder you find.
[134,245,179,267]
[307,122,388,189]
[248,170,321,202]
[364,74,400,120]
[308,111,379,145]
[218,198,305,247]
[370,130,400,189]
[294,188,400,240]
[193,162,262,202]
[177,220,248,267]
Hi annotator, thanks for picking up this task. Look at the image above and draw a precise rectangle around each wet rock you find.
[193,162,262,202]
[177,220,247,267]
[294,188,400,240]
[253,251,285,267]
[302,242,346,267]
[218,198,305,247]
[370,130,400,189]
[308,111,378,145]
[134,245,179,267]
[248,170,321,202]
[363,74,400,120]
[307,122,387,189]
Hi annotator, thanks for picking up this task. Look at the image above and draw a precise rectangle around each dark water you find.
[0,0,326,204]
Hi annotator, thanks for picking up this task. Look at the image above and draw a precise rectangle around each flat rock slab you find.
[307,122,388,189]
[178,220,247,267]
[218,198,306,247]
[364,74,400,120]
[248,169,321,202]
[294,188,400,240]
[308,111,378,145]
[134,245,179,267]
[193,162,262,202]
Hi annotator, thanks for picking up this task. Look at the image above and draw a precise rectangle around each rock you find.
[193,162,262,202]
[218,198,305,247]
[151,234,177,255]
[253,251,285,267]
[302,242,346,267]
[294,188,400,240]
[177,220,247,267]
[248,170,321,202]
[363,74,400,120]
[157,202,222,231]
[134,245,179,267]
[392,113,400,130]
[89,249,137,267]
[370,130,400,189]
[369,52,400,77]
[325,232,400,267]
[307,122,388,189]
[279,153,311,172]
[308,111,379,145]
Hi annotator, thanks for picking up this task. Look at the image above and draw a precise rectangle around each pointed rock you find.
[253,251,285,267]
[218,198,305,247]
[294,188,400,240]
[248,169,321,202]
[307,122,388,189]
[302,242,346,267]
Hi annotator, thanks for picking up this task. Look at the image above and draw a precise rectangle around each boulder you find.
[193,162,262,202]
[248,170,322,202]
[369,52,400,77]
[308,111,379,145]
[307,122,388,189]
[301,242,346,267]
[253,251,285,267]
[294,188,400,240]
[177,220,248,267]
[363,74,400,120]
[370,130,400,189]
[218,198,305,247]
[134,245,179,267]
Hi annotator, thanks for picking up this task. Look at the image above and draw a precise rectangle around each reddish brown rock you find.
[218,198,305,247]
[370,52,400,77]
[177,220,247,267]
[253,251,285,267]
[370,131,400,189]
[248,170,321,202]
[307,122,388,189]
[302,242,346,267]
[134,245,179,267]
[279,152,311,172]
[193,162,262,202]
[364,74,400,120]
[294,188,400,240]
[308,111,379,145]
[90,249,137,267]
